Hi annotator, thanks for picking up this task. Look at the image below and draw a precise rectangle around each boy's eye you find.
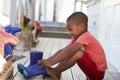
[68,28,72,31]
[67,27,72,31]
[69,30,72,33]
[69,30,72,32]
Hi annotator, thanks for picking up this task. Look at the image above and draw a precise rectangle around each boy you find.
[38,12,108,80]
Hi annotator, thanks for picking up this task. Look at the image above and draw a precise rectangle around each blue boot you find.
[28,51,43,67]
[17,63,47,79]
[17,63,42,75]
[4,26,21,59]
[10,27,21,35]
[4,43,13,59]
[4,26,11,33]
[17,51,43,74]
[5,26,21,35]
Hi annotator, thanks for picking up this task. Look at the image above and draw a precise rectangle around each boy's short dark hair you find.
[67,12,88,27]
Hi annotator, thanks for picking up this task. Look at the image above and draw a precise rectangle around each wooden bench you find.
[11,37,120,80]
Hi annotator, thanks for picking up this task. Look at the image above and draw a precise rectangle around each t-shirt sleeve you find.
[76,33,90,45]
[68,39,76,46]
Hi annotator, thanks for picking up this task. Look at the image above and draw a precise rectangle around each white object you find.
[0,55,6,74]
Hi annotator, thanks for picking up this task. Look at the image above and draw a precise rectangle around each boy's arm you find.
[48,48,63,60]
[39,42,83,67]
[51,42,83,64]
[48,43,73,60]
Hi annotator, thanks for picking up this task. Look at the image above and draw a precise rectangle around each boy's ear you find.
[80,23,86,30]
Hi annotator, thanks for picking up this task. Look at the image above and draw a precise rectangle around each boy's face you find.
[66,21,83,39]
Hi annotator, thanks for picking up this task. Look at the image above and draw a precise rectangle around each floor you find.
[12,37,120,80]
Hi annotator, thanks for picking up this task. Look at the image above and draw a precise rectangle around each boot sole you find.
[17,64,24,74]
[22,68,48,79]
[23,70,30,79]
[17,64,30,79]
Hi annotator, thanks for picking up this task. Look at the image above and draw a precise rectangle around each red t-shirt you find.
[69,31,108,71]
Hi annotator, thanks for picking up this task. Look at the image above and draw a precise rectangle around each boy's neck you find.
[75,29,87,39]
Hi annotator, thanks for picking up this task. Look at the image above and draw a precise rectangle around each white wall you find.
[39,0,87,22]
[46,0,55,21]
[87,0,120,72]
[55,0,75,23]
[87,2,101,39]
[40,0,47,21]
[55,0,64,22]
[0,0,10,26]
[100,0,120,72]
[0,0,3,14]
[40,0,55,22]
[35,0,41,21]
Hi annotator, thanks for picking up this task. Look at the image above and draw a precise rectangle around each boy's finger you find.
[38,60,42,63]
[40,65,44,68]
[38,60,45,68]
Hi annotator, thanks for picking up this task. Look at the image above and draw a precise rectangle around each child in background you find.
[39,12,108,80]
[0,28,19,74]
[29,21,42,47]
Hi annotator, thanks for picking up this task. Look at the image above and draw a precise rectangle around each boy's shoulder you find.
[76,31,96,43]
[78,31,91,38]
